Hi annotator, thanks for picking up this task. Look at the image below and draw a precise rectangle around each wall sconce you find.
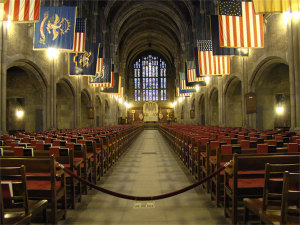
[205,76,211,85]
[47,48,59,59]
[275,94,285,116]
[276,106,284,115]
[16,109,24,119]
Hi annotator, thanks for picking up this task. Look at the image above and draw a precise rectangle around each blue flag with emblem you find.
[33,6,76,51]
[69,42,98,76]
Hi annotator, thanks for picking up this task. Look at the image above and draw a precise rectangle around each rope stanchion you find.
[58,160,232,201]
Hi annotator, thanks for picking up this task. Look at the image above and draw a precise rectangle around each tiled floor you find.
[60,130,230,225]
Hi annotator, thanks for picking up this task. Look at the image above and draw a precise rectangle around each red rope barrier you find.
[58,161,231,201]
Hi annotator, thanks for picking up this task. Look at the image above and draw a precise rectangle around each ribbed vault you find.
[103,0,196,77]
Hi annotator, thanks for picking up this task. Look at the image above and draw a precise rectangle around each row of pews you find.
[159,124,300,225]
[0,125,143,224]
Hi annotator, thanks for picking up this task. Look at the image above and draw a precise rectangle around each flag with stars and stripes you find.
[218,0,264,48]
[0,0,40,22]
[96,44,104,76]
[185,60,206,86]
[197,40,230,76]
[101,73,120,94]
[89,59,114,88]
[211,15,248,56]
[180,72,196,90]
[118,77,125,98]
[176,79,194,96]
[73,18,86,52]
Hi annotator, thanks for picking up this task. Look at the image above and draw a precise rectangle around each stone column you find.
[74,77,81,128]
[48,57,57,130]
[204,87,210,125]
[241,56,250,128]
[218,77,225,127]
[287,15,300,132]
[0,23,7,134]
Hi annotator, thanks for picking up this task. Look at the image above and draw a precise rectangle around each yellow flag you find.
[253,0,300,13]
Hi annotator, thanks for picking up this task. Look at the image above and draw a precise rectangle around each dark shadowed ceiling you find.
[102,0,198,72]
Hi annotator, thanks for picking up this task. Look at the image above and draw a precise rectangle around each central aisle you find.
[60,130,229,225]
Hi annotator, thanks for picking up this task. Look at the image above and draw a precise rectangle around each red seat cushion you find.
[288,143,299,153]
[229,178,264,189]
[27,180,61,190]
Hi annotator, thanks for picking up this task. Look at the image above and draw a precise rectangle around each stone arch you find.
[6,60,47,132]
[56,78,75,129]
[250,56,288,92]
[80,89,91,128]
[250,57,290,130]
[209,88,219,126]
[224,76,242,127]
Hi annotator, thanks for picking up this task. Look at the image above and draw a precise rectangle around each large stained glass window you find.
[134,55,167,101]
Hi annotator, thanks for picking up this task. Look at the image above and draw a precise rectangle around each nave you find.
[60,130,229,225]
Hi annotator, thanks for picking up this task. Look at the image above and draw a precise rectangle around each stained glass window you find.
[134,55,167,101]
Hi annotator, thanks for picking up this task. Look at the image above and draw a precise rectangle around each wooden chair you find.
[0,166,31,225]
[259,171,300,225]
[0,157,67,224]
[243,163,300,224]
[224,154,300,224]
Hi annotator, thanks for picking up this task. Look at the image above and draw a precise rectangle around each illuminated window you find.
[134,55,167,101]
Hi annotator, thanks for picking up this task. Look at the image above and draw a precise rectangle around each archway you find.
[56,79,75,129]
[6,65,46,132]
[80,90,91,128]
[209,88,219,126]
[199,95,205,125]
[254,63,290,129]
[95,96,102,127]
[225,77,242,127]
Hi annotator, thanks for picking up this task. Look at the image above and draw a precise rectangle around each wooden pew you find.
[223,153,300,224]
[0,156,67,224]
[243,163,300,224]
[259,171,300,225]
[0,166,32,225]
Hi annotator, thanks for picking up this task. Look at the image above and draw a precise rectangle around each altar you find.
[143,102,158,122]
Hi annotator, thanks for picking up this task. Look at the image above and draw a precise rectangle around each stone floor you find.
[60,130,230,225]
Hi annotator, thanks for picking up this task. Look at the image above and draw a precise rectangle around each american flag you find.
[197,40,230,75]
[218,0,264,48]
[186,61,205,83]
[176,87,192,97]
[73,18,86,52]
[180,72,195,90]
[90,61,114,88]
[0,0,40,22]
[96,44,104,76]
[118,77,125,98]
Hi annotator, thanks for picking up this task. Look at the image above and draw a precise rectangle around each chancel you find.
[0,0,300,225]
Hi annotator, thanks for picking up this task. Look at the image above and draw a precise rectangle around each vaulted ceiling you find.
[102,0,198,72]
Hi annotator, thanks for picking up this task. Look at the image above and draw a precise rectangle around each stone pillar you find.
[218,77,225,127]
[241,56,250,128]
[48,57,57,130]
[74,77,81,128]
[204,87,210,125]
[287,15,300,132]
[0,23,7,134]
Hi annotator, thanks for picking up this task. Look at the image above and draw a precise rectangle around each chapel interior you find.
[0,0,300,225]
